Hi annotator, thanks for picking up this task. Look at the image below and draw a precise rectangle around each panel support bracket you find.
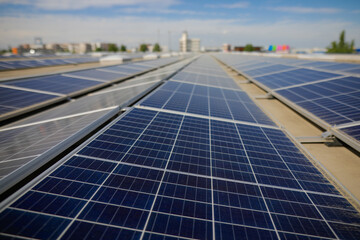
[296,131,342,146]
[255,93,273,99]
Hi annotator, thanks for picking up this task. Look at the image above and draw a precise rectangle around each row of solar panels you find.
[0,57,101,71]
[215,54,360,152]
[0,56,193,196]
[1,55,359,239]
[0,57,181,122]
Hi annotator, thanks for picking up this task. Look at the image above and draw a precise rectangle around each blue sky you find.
[0,0,359,50]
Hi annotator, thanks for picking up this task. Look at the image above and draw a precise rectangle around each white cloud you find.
[206,2,249,9]
[119,7,200,15]
[270,6,341,14]
[0,14,358,49]
[0,0,179,10]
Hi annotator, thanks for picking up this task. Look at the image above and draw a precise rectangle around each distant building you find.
[179,31,200,52]
[222,44,231,52]
[68,43,92,54]
[234,46,262,52]
[45,43,62,52]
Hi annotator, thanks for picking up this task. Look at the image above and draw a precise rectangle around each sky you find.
[0,0,359,50]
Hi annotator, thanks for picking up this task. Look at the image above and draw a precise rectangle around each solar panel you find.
[342,67,360,75]
[299,61,336,68]
[0,57,100,70]
[172,71,239,89]
[139,81,275,126]
[0,108,117,193]
[101,66,149,74]
[1,107,359,239]
[3,75,101,95]
[253,68,341,89]
[316,63,359,72]
[242,64,295,77]
[276,76,360,125]
[7,61,185,126]
[63,69,127,82]
[0,86,61,118]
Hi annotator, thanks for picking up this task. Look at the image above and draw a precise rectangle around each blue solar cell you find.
[215,205,274,229]
[329,222,360,240]
[62,221,141,240]
[33,176,98,199]
[0,209,70,239]
[271,214,336,238]
[146,213,213,240]
[215,222,278,240]
[266,198,322,219]
[11,191,86,218]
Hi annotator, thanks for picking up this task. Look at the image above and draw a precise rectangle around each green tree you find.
[153,43,161,52]
[327,30,355,53]
[140,44,148,52]
[120,44,127,52]
[244,44,254,52]
[95,47,102,52]
[108,44,118,52]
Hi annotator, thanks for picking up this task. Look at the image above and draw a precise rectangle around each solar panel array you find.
[0,57,180,122]
[1,55,359,239]
[0,58,191,195]
[216,54,360,151]
[0,57,100,71]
